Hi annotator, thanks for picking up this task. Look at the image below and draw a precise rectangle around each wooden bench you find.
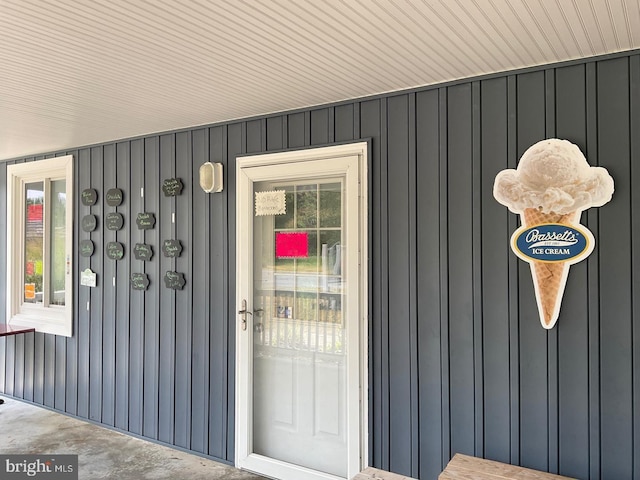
[439,454,576,479]
[352,454,575,480]
[353,466,417,480]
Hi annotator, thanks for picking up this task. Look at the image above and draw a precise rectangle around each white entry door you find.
[235,143,368,480]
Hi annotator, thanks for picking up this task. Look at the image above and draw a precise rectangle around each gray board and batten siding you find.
[1,50,639,480]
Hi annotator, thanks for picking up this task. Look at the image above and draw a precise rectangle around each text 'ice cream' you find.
[494,138,614,329]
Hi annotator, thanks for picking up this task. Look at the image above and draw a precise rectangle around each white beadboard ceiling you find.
[1,0,639,161]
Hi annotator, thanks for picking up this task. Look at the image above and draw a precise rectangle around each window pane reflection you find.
[25,182,44,304]
[50,180,66,305]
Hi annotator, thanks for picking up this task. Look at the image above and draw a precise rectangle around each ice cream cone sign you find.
[493,139,614,329]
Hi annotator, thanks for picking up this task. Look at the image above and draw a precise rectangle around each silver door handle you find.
[238,299,252,331]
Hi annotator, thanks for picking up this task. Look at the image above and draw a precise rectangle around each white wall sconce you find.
[199,162,223,193]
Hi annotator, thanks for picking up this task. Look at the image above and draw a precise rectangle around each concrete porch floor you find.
[0,398,268,479]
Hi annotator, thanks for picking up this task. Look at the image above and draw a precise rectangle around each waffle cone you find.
[521,208,580,328]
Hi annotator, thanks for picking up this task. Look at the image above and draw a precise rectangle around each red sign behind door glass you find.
[276,232,308,258]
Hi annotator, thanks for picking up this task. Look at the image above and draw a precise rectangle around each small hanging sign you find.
[162,239,182,258]
[81,188,98,206]
[255,190,286,216]
[106,188,124,207]
[82,214,98,232]
[162,178,184,196]
[106,241,125,260]
[136,212,156,229]
[164,271,186,290]
[80,268,97,287]
[106,212,124,230]
[133,243,153,261]
[80,239,94,257]
[130,273,150,291]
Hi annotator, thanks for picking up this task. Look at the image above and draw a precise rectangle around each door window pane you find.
[295,184,317,228]
[274,187,294,229]
[319,183,341,228]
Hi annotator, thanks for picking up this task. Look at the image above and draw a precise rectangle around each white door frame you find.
[235,142,368,480]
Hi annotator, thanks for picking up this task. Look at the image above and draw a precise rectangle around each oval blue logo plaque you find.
[511,223,594,264]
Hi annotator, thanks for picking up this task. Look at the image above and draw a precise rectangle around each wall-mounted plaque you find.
[134,243,153,261]
[162,239,182,257]
[106,241,124,260]
[80,239,94,257]
[164,271,186,290]
[106,212,124,230]
[136,212,156,229]
[106,188,124,207]
[162,178,184,196]
[131,273,150,291]
[82,214,98,232]
[81,188,98,206]
[80,268,97,288]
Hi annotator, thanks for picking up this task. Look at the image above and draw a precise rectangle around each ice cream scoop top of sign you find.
[493,138,614,329]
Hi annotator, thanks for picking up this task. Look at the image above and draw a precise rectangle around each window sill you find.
[9,313,72,337]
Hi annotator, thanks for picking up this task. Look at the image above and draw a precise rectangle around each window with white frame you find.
[6,156,74,337]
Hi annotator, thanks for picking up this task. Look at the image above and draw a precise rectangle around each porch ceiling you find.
[1,0,639,161]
